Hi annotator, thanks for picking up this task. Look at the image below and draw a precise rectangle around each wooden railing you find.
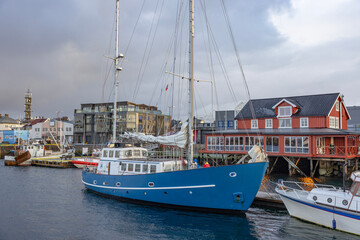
[316,146,358,156]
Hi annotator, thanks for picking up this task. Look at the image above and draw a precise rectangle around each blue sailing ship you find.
[82,0,268,213]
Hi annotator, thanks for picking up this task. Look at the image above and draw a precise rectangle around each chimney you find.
[0,114,2,117]
[5,114,9,117]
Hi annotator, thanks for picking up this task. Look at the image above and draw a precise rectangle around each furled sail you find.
[121,122,188,149]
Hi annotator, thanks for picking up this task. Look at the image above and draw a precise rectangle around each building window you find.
[251,120,258,129]
[329,117,335,128]
[266,137,279,152]
[265,119,273,128]
[225,136,244,151]
[336,102,339,111]
[245,136,263,151]
[284,136,309,153]
[279,118,292,128]
[207,136,224,151]
[335,117,339,129]
[300,118,309,128]
[278,106,292,117]
[228,121,234,128]
[217,121,225,127]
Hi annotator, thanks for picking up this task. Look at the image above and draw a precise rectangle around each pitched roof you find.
[0,115,19,124]
[235,93,340,119]
[29,119,47,126]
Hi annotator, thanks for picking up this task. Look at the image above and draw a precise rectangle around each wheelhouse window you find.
[207,136,224,151]
[128,163,134,171]
[279,118,292,128]
[142,150,148,157]
[109,150,114,158]
[300,118,309,128]
[121,163,127,171]
[135,164,141,172]
[284,136,309,153]
[251,120,258,129]
[103,150,108,157]
[150,165,156,173]
[124,150,132,157]
[265,119,273,128]
[134,150,141,157]
[225,136,244,151]
[278,106,292,117]
[115,150,120,158]
[266,137,279,152]
[142,164,148,173]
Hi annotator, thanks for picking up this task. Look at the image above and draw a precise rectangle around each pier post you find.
[356,158,358,171]
[288,159,292,176]
[310,158,313,177]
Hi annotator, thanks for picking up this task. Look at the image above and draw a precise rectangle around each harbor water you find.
[0,162,358,240]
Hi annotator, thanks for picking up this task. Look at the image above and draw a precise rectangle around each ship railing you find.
[148,149,183,161]
[276,180,336,199]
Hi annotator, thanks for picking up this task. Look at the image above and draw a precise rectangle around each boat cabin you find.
[350,171,360,197]
[96,147,187,175]
[305,171,360,212]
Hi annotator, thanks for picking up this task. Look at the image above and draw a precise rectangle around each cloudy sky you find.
[0,0,359,121]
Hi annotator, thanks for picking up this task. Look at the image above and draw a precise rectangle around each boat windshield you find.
[350,182,360,196]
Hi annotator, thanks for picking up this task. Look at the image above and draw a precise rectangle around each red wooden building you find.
[201,93,360,176]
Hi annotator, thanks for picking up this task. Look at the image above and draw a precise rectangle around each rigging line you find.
[199,0,217,120]
[174,2,186,120]
[132,0,164,101]
[132,0,160,101]
[112,1,146,102]
[121,1,146,61]
[198,0,236,108]
[150,28,176,106]
[219,0,257,122]
[194,84,209,120]
[203,11,237,106]
[170,0,182,118]
[102,9,117,102]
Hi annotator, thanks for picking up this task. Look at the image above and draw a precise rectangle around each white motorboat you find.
[276,171,360,236]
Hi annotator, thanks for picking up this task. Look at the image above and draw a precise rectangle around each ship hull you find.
[82,162,268,213]
[278,194,360,236]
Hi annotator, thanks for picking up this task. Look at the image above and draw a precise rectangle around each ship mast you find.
[187,0,195,166]
[112,0,123,142]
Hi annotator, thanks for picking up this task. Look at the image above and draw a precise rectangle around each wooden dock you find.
[251,191,285,209]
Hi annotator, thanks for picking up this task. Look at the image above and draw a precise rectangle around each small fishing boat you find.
[4,150,31,166]
[4,143,45,166]
[32,154,75,168]
[275,171,360,236]
[72,157,99,169]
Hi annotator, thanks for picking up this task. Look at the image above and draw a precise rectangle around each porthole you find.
[342,200,348,206]
[93,180,97,184]
[116,182,121,187]
[229,172,237,177]
[164,192,167,194]
[144,192,147,195]
[148,182,155,187]
[327,198,333,203]
[313,196,317,201]
[189,191,193,194]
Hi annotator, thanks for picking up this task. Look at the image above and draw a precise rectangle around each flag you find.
[165,84,168,91]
